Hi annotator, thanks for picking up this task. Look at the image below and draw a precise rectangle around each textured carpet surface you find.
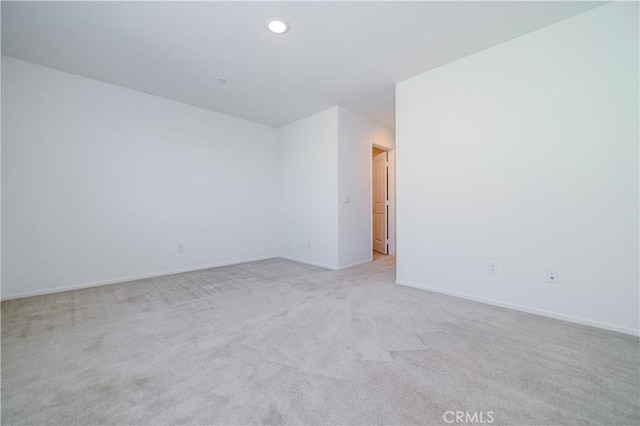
[1,256,638,425]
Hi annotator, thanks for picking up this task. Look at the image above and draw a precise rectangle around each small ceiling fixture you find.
[266,17,289,34]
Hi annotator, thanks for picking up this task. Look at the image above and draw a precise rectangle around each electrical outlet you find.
[489,262,498,275]
[178,244,184,253]
[546,270,559,283]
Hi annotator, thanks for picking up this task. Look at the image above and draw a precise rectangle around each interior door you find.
[372,150,388,254]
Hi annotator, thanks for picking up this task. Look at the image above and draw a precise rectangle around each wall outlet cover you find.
[546,270,559,283]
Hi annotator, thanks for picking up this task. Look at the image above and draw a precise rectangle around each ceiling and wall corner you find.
[0,1,604,128]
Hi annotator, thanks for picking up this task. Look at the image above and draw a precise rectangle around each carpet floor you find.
[1,256,638,425]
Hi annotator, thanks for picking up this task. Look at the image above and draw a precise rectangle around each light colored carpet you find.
[1,257,638,425]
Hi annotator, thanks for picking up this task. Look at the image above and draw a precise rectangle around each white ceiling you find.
[1,1,602,128]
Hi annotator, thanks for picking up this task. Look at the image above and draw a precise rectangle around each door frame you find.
[371,144,396,256]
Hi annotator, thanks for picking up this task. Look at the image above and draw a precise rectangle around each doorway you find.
[372,146,389,255]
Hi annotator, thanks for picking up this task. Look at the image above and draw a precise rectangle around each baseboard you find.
[395,279,640,337]
[279,256,372,271]
[339,258,372,270]
[1,255,280,301]
[278,256,338,271]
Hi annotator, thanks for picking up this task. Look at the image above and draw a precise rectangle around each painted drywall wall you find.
[337,107,395,267]
[1,56,280,299]
[278,106,394,270]
[396,3,639,335]
[278,107,339,269]
[0,21,3,298]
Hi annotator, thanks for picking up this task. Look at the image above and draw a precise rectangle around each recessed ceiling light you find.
[266,17,289,34]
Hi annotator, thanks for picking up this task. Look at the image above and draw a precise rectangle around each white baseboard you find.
[278,256,338,271]
[279,256,372,271]
[1,255,280,301]
[395,279,640,337]
[339,258,372,270]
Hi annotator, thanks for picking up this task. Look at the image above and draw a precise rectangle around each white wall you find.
[0,16,3,298]
[1,56,280,299]
[337,107,395,267]
[278,106,394,270]
[278,107,339,269]
[396,3,639,335]
[1,59,396,298]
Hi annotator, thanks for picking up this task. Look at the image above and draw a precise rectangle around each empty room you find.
[1,1,638,425]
